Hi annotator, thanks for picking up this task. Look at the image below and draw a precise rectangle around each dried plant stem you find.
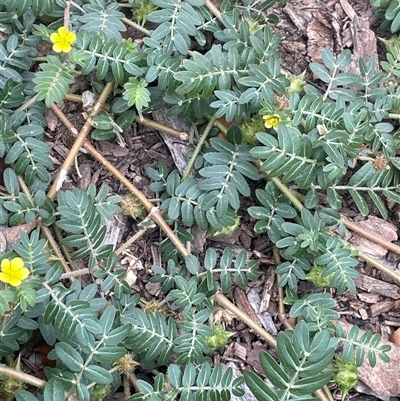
[81,140,189,257]
[214,292,277,348]
[15,94,38,111]
[182,115,216,180]
[127,372,142,393]
[115,227,149,256]
[0,365,46,388]
[60,268,90,280]
[121,17,151,36]
[342,217,400,256]
[272,246,286,317]
[357,250,400,284]
[137,116,188,140]
[123,374,131,399]
[65,93,187,139]
[53,224,78,273]
[16,175,72,277]
[48,81,114,200]
[205,0,222,21]
[268,176,305,211]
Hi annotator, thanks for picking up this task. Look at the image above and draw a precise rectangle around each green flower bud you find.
[133,1,158,26]
[244,18,265,35]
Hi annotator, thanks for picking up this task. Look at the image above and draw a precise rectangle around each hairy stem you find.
[0,365,46,388]
[48,81,114,200]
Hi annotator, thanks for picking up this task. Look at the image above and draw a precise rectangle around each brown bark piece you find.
[358,292,381,304]
[355,274,400,299]
[307,19,335,64]
[359,308,369,321]
[339,321,400,399]
[340,0,378,73]
[349,216,398,258]
[234,342,247,362]
[369,300,395,317]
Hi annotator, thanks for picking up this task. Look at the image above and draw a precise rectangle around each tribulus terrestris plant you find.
[0,0,398,400]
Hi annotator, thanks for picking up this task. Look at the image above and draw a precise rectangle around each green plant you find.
[0,0,398,401]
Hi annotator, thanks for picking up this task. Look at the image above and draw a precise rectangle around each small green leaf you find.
[3,168,20,195]
[123,78,151,111]
[55,343,84,372]
[84,365,113,384]
[168,364,182,388]
[15,390,40,401]
[259,351,289,389]
[44,378,64,401]
[244,370,279,401]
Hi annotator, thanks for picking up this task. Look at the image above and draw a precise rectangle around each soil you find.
[12,0,400,400]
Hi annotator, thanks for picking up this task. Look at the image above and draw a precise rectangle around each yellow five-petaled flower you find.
[0,257,29,287]
[262,114,281,130]
[50,26,76,53]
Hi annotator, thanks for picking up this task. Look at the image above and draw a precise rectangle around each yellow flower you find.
[263,114,281,129]
[0,258,29,287]
[50,27,76,53]
[262,114,281,130]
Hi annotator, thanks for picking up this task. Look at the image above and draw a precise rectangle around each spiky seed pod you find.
[120,194,145,220]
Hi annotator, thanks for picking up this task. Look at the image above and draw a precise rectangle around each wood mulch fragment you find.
[348,216,398,258]
[234,288,263,328]
[355,274,400,299]
[369,300,395,318]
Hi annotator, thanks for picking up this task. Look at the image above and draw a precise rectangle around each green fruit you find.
[204,325,235,352]
[333,356,358,400]
[208,211,240,237]
[239,116,264,143]
[306,263,333,288]
[286,71,306,94]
